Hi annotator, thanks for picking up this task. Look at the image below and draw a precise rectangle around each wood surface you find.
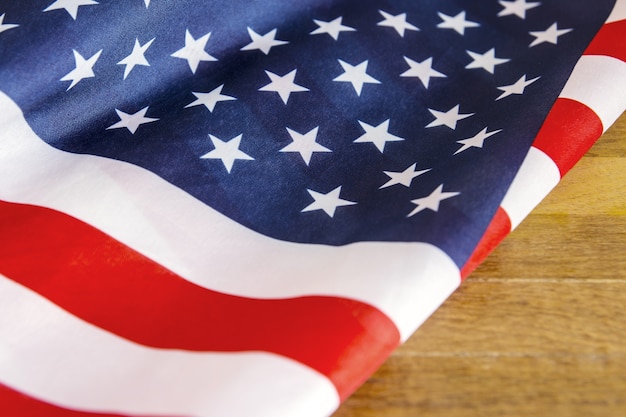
[334,112,626,417]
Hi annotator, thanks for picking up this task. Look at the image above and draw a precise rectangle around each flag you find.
[0,1,624,416]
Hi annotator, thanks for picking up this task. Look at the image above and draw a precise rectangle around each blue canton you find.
[0,0,615,266]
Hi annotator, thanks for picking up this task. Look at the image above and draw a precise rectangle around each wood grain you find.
[334,112,626,417]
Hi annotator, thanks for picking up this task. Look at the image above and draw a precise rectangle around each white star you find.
[280,127,332,165]
[185,84,236,112]
[43,0,98,20]
[354,119,404,153]
[380,163,431,189]
[407,184,460,217]
[60,49,102,90]
[454,127,502,155]
[426,105,474,130]
[117,37,155,80]
[200,134,254,173]
[144,0,150,7]
[465,48,510,74]
[302,186,356,218]
[310,17,356,40]
[496,74,540,100]
[437,11,479,35]
[400,56,446,88]
[529,22,573,47]
[171,30,217,74]
[333,59,380,96]
[259,69,309,104]
[240,27,288,55]
[377,10,419,37]
[106,107,159,134]
[0,13,19,33]
[498,0,540,19]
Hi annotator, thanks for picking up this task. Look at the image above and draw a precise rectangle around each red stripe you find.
[530,98,604,176]
[461,207,511,280]
[0,200,399,400]
[0,384,142,417]
[583,20,626,62]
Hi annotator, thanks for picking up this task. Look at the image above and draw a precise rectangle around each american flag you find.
[0,0,624,416]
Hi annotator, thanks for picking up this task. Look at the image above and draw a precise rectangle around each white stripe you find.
[606,0,626,23]
[559,55,626,132]
[0,91,460,341]
[500,147,561,230]
[0,275,338,417]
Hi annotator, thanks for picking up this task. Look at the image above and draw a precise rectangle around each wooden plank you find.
[334,355,626,417]
[333,113,625,414]
[336,283,626,417]
[403,282,626,355]
[534,158,626,215]
[471,214,626,279]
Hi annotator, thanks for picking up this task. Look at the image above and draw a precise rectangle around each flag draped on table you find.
[0,0,624,416]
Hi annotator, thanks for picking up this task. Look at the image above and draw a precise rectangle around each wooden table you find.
[334,112,626,417]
